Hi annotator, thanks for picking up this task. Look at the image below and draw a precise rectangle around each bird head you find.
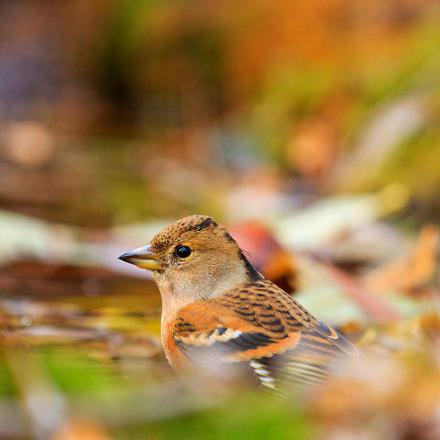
[119,215,261,301]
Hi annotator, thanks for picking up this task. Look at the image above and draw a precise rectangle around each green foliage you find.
[43,348,121,395]
[0,355,16,397]
[114,392,313,440]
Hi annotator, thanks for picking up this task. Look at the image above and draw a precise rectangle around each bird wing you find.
[172,280,357,389]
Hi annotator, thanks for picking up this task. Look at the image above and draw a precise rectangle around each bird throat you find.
[154,253,253,324]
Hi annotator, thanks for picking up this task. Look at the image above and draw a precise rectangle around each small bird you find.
[119,215,357,390]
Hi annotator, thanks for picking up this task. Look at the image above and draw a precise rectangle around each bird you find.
[119,215,358,391]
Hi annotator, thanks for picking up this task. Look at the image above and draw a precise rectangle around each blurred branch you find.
[3,348,67,439]
[316,257,402,322]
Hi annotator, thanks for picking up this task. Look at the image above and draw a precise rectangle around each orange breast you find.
[162,318,189,372]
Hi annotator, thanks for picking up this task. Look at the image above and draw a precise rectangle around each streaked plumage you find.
[119,215,358,391]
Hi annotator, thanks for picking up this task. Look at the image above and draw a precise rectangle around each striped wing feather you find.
[173,280,357,389]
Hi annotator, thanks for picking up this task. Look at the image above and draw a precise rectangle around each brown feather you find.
[121,215,358,390]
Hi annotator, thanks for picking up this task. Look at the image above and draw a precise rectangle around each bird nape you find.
[119,215,358,393]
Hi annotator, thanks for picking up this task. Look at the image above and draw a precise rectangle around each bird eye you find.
[175,245,192,258]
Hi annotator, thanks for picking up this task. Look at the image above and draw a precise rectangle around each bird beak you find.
[118,244,162,271]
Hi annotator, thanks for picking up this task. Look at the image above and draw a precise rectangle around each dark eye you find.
[175,245,192,258]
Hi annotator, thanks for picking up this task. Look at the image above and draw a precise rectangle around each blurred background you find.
[1,1,440,439]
